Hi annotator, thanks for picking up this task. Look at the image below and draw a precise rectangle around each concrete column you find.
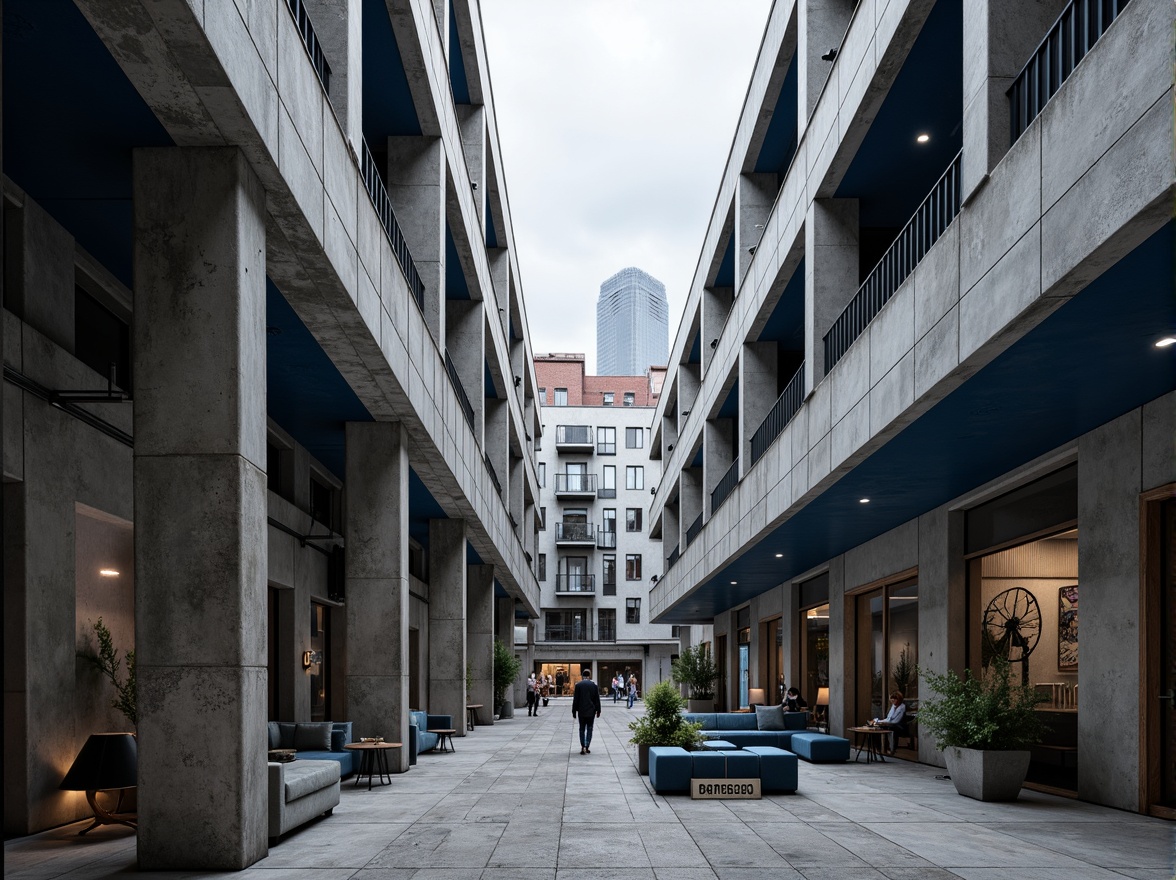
[804,198,859,390]
[735,173,777,288]
[485,397,508,503]
[344,421,411,770]
[132,147,267,870]
[467,564,495,720]
[826,557,848,736]
[387,136,445,342]
[798,0,854,125]
[445,300,485,444]
[458,104,486,230]
[492,250,512,338]
[663,498,680,560]
[704,419,735,515]
[662,412,679,459]
[701,287,734,375]
[304,0,362,150]
[509,452,523,531]
[962,0,1070,199]
[679,363,701,429]
[428,519,467,733]
[6,198,75,352]
[495,597,514,650]
[740,342,779,469]
[681,467,704,541]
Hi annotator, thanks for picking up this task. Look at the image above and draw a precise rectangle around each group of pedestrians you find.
[524,668,641,755]
[524,672,552,716]
[609,672,639,708]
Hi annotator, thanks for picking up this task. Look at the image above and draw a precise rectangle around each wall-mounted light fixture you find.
[650,486,657,496]
[99,569,120,578]
[514,375,522,388]
[709,339,718,349]
[302,650,323,670]
[747,246,756,255]
[682,410,690,417]
[650,575,659,583]
[667,443,674,452]
[821,48,838,61]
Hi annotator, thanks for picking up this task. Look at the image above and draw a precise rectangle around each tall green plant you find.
[492,638,521,709]
[628,680,703,748]
[917,657,1045,751]
[80,617,137,728]
[671,644,718,700]
[891,643,914,696]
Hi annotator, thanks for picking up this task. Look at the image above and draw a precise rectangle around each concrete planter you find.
[687,699,715,713]
[636,743,650,775]
[499,700,514,719]
[943,747,1031,801]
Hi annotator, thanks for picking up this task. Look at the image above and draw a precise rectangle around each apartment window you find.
[266,438,294,503]
[539,507,547,530]
[538,387,546,404]
[538,462,546,488]
[623,392,635,407]
[538,553,547,581]
[602,508,617,534]
[625,427,643,449]
[75,286,131,391]
[626,466,644,490]
[599,608,617,641]
[309,473,338,531]
[626,508,643,532]
[626,597,641,624]
[603,392,614,406]
[600,465,617,498]
[626,554,642,580]
[554,388,568,406]
[597,426,616,455]
[603,554,617,596]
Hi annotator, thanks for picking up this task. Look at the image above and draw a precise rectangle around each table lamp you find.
[748,687,766,708]
[60,733,138,835]
[816,687,830,730]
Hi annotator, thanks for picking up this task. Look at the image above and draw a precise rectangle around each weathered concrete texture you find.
[304,0,362,149]
[1141,392,1176,489]
[429,518,468,732]
[805,198,859,389]
[917,505,966,765]
[387,135,446,343]
[132,147,268,869]
[467,564,495,722]
[740,341,778,467]
[1077,408,1143,811]
[8,197,75,353]
[344,421,411,769]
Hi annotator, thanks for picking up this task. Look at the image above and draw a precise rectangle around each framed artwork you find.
[1058,585,1078,670]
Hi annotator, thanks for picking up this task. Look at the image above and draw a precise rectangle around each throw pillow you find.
[755,704,786,731]
[278,722,297,750]
[293,721,333,751]
[268,722,281,750]
[330,728,347,752]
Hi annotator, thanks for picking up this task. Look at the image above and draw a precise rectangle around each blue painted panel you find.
[485,360,498,399]
[757,259,805,347]
[715,236,736,288]
[448,2,471,104]
[753,56,798,179]
[446,224,471,299]
[362,0,421,137]
[718,381,740,420]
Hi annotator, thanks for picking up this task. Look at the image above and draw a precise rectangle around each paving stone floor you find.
[5,699,1174,879]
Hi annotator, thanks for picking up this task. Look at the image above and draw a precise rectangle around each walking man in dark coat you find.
[571,668,602,755]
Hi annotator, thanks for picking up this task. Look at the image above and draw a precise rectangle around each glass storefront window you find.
[802,604,830,707]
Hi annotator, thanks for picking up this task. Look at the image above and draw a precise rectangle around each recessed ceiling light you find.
[99,569,120,577]
[1156,337,1176,348]
[730,580,738,585]
[859,498,870,504]
[916,133,930,143]
[775,553,783,558]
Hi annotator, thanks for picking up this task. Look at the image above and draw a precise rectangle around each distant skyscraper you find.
[596,267,669,375]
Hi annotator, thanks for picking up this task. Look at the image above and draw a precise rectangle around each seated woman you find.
[872,691,909,753]
[782,687,808,713]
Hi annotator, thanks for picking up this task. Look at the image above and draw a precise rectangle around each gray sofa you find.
[683,708,809,749]
[267,759,340,845]
[268,721,356,776]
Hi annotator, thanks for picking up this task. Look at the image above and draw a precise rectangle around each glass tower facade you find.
[596,267,669,376]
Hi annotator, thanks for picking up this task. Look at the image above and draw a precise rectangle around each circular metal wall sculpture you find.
[983,587,1041,685]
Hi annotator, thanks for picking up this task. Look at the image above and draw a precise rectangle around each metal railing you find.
[555,425,593,445]
[710,457,740,515]
[555,522,595,542]
[445,352,475,430]
[597,529,617,550]
[554,574,596,594]
[1009,0,1131,144]
[750,365,806,466]
[824,151,962,374]
[284,0,331,93]
[542,624,614,642]
[666,543,681,570]
[484,453,501,497]
[554,473,597,494]
[360,138,425,312]
[685,513,704,547]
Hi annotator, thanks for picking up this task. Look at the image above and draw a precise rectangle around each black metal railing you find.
[710,457,740,515]
[285,0,331,92]
[1009,0,1131,144]
[824,151,961,373]
[555,522,595,542]
[543,624,614,642]
[445,352,475,430]
[666,543,681,570]
[750,365,806,466]
[555,424,593,445]
[554,473,597,494]
[685,513,704,547]
[484,454,501,497]
[597,529,617,549]
[360,138,426,312]
[555,574,596,594]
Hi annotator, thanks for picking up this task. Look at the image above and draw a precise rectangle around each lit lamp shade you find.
[748,688,767,708]
[816,687,830,707]
[60,733,138,792]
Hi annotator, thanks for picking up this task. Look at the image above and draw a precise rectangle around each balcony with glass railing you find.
[554,574,596,596]
[555,424,594,453]
[555,522,596,546]
[554,473,597,498]
[542,622,614,642]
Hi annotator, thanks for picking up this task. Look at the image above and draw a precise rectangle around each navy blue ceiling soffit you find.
[448,2,471,105]
[445,225,472,299]
[265,281,372,480]
[362,0,422,138]
[691,445,704,469]
[409,468,447,548]
[4,0,173,289]
[658,222,1176,622]
[494,579,508,599]
[757,259,805,349]
[687,332,702,365]
[484,360,499,399]
[835,0,963,227]
[717,381,740,420]
[714,236,736,288]
[485,192,499,248]
[753,55,799,181]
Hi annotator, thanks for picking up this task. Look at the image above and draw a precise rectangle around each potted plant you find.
[918,657,1046,801]
[492,638,521,718]
[80,617,137,728]
[671,644,718,713]
[628,679,704,774]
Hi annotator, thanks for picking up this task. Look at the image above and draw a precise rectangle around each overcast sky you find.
[481,1,773,374]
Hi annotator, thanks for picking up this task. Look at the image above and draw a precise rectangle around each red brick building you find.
[535,353,664,407]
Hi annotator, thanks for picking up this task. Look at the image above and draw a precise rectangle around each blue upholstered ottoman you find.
[717,750,760,779]
[649,747,692,793]
[790,732,850,762]
[744,746,798,792]
[701,739,737,750]
[690,750,728,779]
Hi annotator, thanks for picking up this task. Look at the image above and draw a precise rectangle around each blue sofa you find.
[269,721,356,776]
[409,710,453,764]
[683,710,809,749]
